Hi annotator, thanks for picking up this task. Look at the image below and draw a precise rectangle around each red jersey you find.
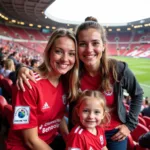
[80,72,121,130]
[6,74,67,149]
[66,125,106,150]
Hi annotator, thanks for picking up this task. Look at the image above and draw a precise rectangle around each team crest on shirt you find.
[99,135,104,145]
[13,106,30,124]
[62,94,67,105]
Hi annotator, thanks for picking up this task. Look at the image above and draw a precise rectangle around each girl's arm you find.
[22,127,52,150]
[16,66,36,91]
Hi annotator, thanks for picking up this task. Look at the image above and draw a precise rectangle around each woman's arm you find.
[16,67,36,91]
[22,127,53,150]
[59,117,69,142]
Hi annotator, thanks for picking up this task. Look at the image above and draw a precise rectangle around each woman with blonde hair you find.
[5,28,79,150]
[2,58,15,77]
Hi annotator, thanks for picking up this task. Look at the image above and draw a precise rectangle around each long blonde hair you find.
[37,28,79,101]
[4,59,15,71]
[72,90,110,126]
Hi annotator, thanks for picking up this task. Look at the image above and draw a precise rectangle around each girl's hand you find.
[16,67,36,91]
[111,124,130,141]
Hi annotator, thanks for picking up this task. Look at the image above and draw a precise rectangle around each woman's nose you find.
[61,54,68,61]
[86,44,93,52]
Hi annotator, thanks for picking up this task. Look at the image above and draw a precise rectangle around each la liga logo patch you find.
[13,106,30,124]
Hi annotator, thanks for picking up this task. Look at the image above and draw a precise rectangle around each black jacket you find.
[114,61,143,131]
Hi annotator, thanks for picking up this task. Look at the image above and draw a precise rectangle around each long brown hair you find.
[75,21,118,92]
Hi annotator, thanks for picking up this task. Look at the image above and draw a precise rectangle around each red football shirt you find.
[6,74,67,149]
[66,125,106,150]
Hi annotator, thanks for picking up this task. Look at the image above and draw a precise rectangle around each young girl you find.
[66,90,110,150]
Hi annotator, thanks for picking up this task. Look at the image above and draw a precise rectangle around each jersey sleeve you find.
[12,82,38,130]
[66,133,85,150]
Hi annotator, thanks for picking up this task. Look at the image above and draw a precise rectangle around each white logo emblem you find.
[13,106,30,124]
[42,102,50,109]
[100,135,104,145]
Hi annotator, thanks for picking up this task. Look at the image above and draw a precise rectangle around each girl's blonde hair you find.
[72,90,110,126]
[37,28,79,101]
[4,59,15,71]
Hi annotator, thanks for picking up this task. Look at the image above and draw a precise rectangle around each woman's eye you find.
[79,43,86,47]
[69,52,75,56]
[55,50,62,54]
[93,42,100,46]
[83,109,88,113]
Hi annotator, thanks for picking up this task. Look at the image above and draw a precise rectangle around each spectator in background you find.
[2,59,15,77]
[141,99,150,117]
[8,51,20,67]
[30,59,39,70]
[138,131,150,149]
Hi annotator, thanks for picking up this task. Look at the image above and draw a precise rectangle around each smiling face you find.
[78,28,105,71]
[78,96,104,131]
[49,36,76,76]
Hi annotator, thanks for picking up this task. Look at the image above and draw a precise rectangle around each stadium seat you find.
[1,78,13,103]
[131,123,149,143]
[0,74,4,87]
[142,116,150,130]
[127,134,136,150]
[0,95,8,116]
[3,104,13,125]
[138,116,147,127]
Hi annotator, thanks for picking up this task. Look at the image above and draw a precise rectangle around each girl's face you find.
[78,97,104,131]
[50,36,76,76]
[78,28,105,70]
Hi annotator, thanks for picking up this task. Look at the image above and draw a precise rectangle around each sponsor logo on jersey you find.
[39,119,61,133]
[13,106,30,124]
[42,102,50,109]
[99,135,104,145]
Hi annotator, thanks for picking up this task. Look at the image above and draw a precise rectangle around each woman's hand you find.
[111,124,130,141]
[16,67,36,91]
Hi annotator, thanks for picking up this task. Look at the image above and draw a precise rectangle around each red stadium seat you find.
[138,116,147,127]
[3,104,13,125]
[0,74,4,87]
[131,123,149,143]
[0,95,8,116]
[1,78,13,103]
[142,116,150,130]
[127,134,137,150]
